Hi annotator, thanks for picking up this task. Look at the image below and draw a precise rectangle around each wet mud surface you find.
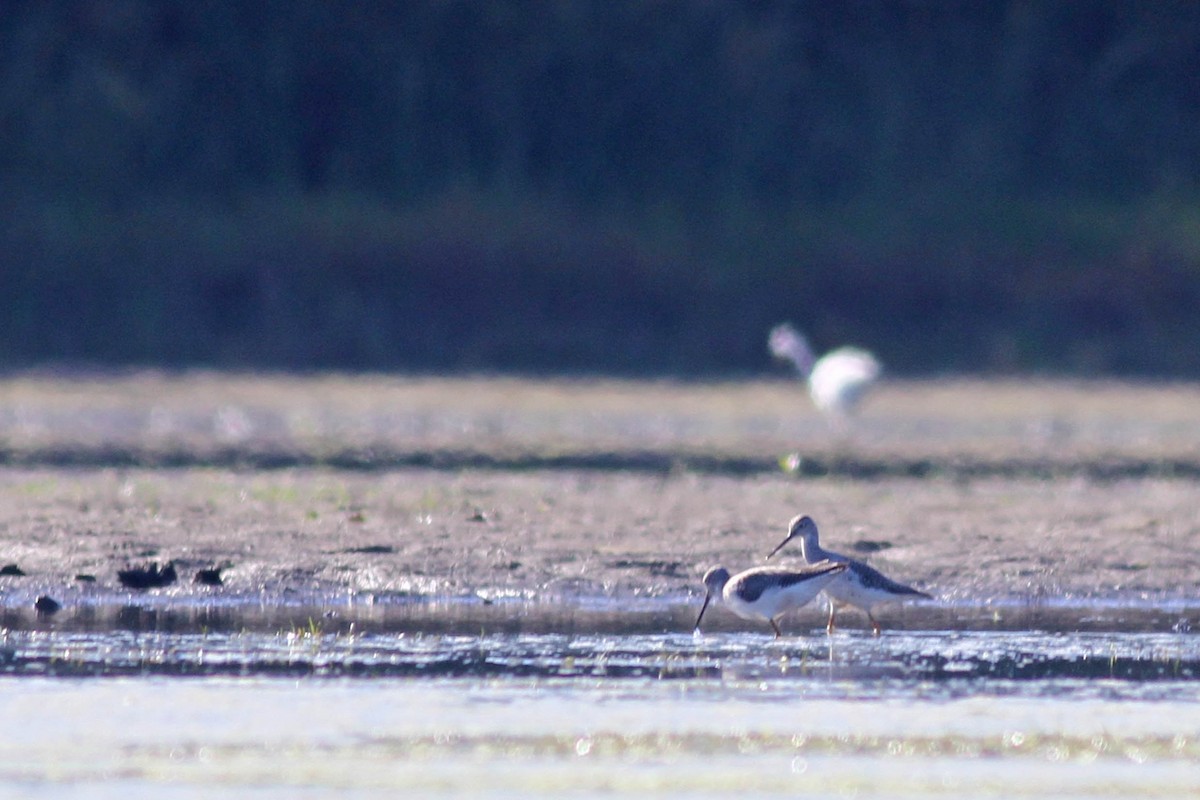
[0,374,1198,635]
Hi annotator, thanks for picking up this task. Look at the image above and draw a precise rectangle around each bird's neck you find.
[791,351,815,378]
[800,539,825,562]
[777,340,814,377]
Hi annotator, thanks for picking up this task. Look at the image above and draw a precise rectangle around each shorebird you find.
[693,560,849,638]
[766,515,930,635]
[768,322,881,423]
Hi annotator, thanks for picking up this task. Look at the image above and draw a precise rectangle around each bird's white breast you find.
[723,579,827,621]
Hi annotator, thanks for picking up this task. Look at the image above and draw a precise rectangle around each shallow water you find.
[3,623,1199,798]
[5,674,1200,799]
[3,621,1200,682]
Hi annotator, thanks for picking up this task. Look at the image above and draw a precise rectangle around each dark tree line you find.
[4,1,1197,203]
[1,2,1198,374]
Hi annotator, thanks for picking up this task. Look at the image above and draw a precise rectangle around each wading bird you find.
[768,323,881,423]
[766,515,930,635]
[693,560,849,638]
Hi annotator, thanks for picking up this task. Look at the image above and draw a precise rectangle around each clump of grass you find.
[287,616,324,642]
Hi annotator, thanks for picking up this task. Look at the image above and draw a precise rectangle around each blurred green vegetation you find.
[2,1,1199,375]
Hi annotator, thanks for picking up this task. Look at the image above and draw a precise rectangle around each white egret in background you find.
[768,322,881,423]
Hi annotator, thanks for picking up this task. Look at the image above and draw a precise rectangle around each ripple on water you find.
[3,627,1200,689]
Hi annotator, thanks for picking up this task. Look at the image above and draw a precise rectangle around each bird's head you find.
[701,566,731,594]
[768,323,816,376]
[694,566,731,631]
[765,514,819,560]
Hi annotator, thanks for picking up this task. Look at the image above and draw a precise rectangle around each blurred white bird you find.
[768,322,881,422]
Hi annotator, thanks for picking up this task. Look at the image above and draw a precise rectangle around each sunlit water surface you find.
[2,625,1199,799]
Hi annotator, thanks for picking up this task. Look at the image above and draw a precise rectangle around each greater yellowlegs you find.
[693,560,849,638]
[766,514,930,635]
[768,322,881,422]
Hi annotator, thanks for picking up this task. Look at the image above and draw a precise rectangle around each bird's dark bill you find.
[693,593,712,631]
[764,534,795,560]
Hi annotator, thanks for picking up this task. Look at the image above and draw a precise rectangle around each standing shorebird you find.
[766,515,931,635]
[768,323,881,423]
[693,561,849,638]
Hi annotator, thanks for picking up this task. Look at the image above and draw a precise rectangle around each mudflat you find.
[1,373,1198,625]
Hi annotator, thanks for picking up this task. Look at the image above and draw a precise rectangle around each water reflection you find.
[2,626,1198,685]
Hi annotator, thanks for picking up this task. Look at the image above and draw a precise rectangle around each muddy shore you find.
[1,374,1199,630]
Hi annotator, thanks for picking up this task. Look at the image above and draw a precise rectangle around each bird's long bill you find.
[764,533,795,561]
[693,592,713,631]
